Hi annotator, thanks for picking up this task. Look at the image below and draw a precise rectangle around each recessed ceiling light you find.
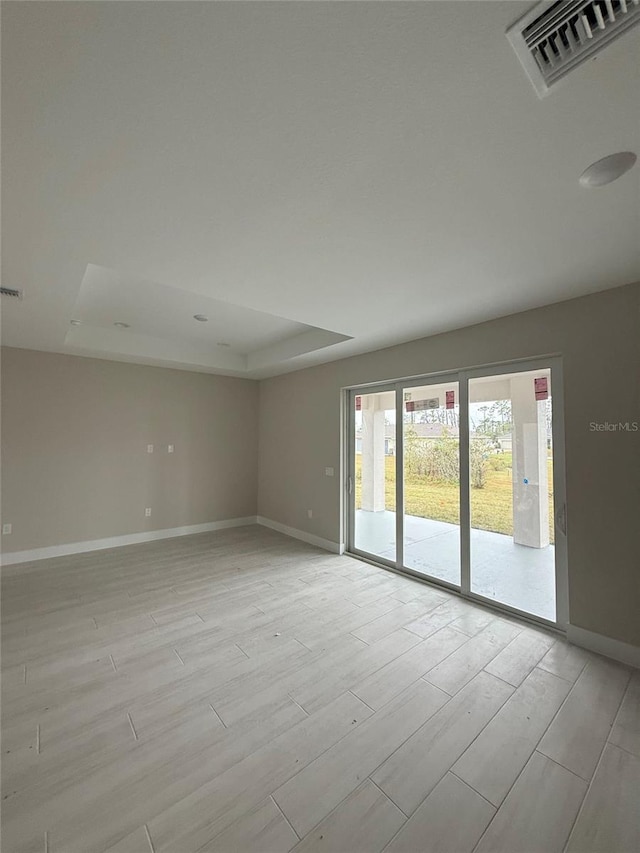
[193,314,208,322]
[114,322,130,328]
[69,319,82,326]
[579,152,637,188]
[217,342,231,348]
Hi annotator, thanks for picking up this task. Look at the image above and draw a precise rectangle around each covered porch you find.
[354,510,556,621]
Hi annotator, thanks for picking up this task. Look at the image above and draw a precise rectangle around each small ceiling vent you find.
[507,0,640,97]
[0,287,23,299]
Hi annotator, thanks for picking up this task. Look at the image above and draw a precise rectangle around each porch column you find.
[510,375,549,548]
[361,397,386,512]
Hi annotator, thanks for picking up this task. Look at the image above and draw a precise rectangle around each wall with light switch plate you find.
[0,348,259,553]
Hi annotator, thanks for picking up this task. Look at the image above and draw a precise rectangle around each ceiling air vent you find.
[0,287,23,299]
[507,0,640,97]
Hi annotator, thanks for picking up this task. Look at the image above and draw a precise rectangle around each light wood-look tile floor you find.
[1,526,639,853]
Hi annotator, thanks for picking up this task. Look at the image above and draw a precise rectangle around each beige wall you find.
[2,284,639,647]
[258,283,640,647]
[1,349,259,552]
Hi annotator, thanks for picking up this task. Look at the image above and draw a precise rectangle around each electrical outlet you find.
[145,508,152,517]
[307,509,313,519]
[167,444,174,453]
[147,444,154,453]
[2,523,12,535]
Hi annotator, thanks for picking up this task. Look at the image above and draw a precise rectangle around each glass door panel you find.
[468,368,556,621]
[402,381,460,586]
[352,389,397,563]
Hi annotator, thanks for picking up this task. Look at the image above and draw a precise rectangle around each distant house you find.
[356,422,460,456]
[497,436,513,453]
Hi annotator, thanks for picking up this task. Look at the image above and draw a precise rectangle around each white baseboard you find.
[256,516,344,555]
[567,624,640,669]
[0,517,258,569]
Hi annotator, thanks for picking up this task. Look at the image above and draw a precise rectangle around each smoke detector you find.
[507,0,640,97]
[579,151,637,185]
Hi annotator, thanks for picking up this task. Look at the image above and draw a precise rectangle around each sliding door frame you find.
[346,382,398,569]
[345,356,569,632]
[459,356,568,630]
[397,371,463,591]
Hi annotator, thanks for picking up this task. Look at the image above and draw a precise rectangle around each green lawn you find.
[355,453,555,543]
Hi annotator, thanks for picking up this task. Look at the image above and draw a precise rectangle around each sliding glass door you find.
[347,360,567,628]
[468,367,560,622]
[402,379,461,586]
[350,386,397,565]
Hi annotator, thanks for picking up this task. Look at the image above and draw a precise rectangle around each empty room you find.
[1,2,639,852]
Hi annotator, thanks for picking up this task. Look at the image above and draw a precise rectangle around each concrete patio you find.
[354,509,556,621]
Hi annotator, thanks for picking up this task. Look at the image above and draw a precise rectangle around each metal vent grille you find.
[507,0,640,97]
[0,287,23,299]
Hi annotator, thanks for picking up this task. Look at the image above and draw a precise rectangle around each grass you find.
[355,452,555,543]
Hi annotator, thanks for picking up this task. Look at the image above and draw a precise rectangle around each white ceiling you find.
[63,264,350,373]
[2,1,639,378]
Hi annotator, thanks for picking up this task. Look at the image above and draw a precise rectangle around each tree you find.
[405,427,490,489]
[473,399,512,448]
[470,438,492,489]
